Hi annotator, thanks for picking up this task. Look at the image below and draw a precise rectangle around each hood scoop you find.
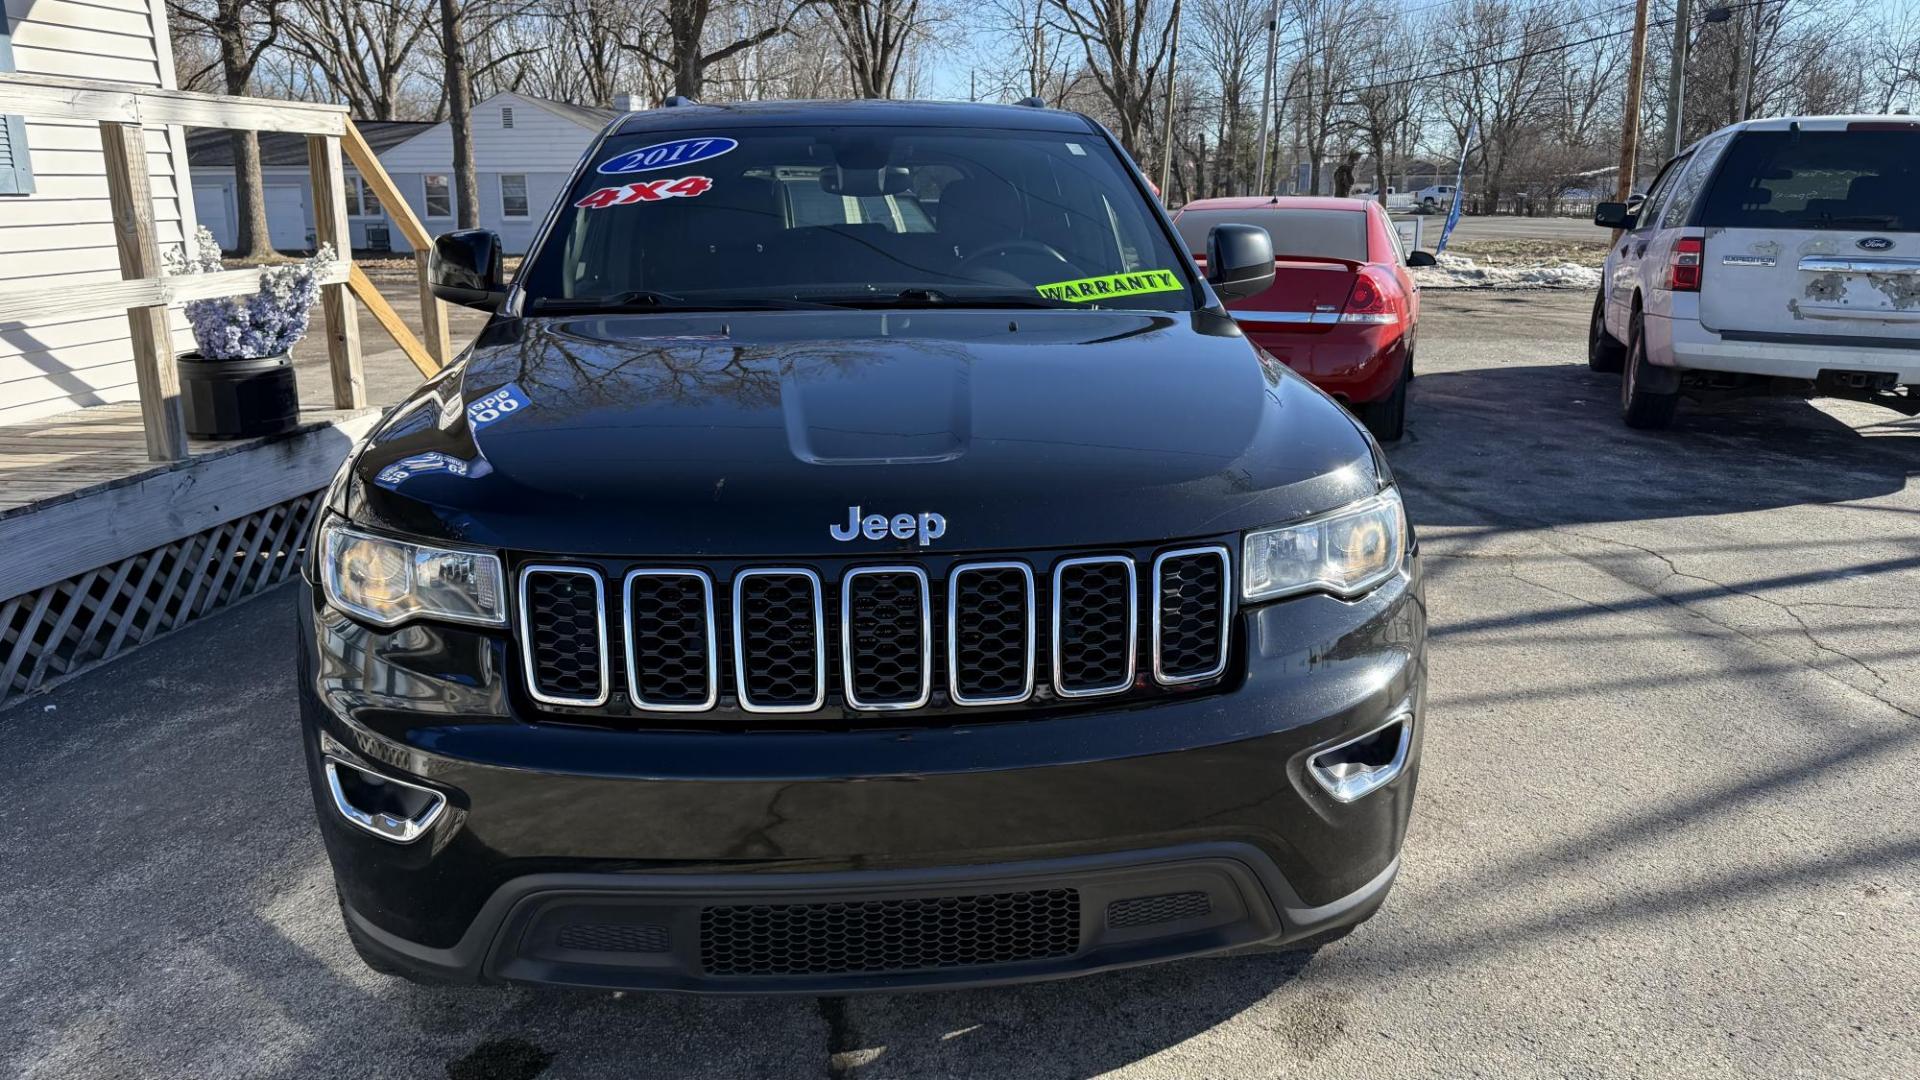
[782,349,972,466]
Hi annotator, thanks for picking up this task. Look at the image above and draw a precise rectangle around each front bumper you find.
[298,557,1426,993]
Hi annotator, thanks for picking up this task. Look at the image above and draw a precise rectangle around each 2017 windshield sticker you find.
[1036,269,1182,303]
[598,136,737,175]
[574,175,713,209]
[467,382,528,430]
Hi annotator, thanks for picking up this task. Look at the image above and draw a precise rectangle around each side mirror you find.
[1407,250,1438,268]
[1592,201,1638,230]
[430,229,507,311]
[1205,223,1275,301]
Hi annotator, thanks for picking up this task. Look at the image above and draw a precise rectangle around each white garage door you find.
[192,181,236,251]
[266,184,312,252]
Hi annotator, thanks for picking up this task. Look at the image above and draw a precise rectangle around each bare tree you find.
[979,0,1077,104]
[823,0,930,98]
[1429,0,1564,212]
[1286,0,1362,194]
[282,0,436,119]
[631,0,817,99]
[1043,0,1179,158]
[167,0,285,257]
[1192,0,1266,195]
[1345,3,1419,205]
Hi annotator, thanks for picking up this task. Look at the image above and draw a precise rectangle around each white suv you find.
[1588,116,1920,428]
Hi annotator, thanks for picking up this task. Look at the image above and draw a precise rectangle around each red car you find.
[1173,196,1426,440]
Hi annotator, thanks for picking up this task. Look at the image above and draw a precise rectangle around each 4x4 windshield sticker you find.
[598,136,737,175]
[467,382,528,430]
[1036,269,1182,303]
[575,176,713,209]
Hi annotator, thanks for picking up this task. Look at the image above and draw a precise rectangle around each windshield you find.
[1174,208,1368,262]
[1698,129,1920,231]
[519,125,1196,312]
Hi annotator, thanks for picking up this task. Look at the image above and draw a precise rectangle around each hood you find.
[346,309,1381,556]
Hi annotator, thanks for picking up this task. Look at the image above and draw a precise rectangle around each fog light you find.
[1307,710,1412,802]
[325,758,447,843]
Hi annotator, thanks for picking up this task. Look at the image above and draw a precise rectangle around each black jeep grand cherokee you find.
[299,100,1426,994]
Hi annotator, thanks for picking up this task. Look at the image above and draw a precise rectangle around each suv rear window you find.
[520,126,1193,311]
[1697,129,1920,231]
[1173,208,1367,262]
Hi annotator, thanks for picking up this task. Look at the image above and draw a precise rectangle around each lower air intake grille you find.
[700,889,1082,977]
[1153,548,1230,683]
[842,568,930,708]
[556,923,670,953]
[733,570,825,711]
[520,567,607,705]
[1107,891,1212,929]
[1053,557,1137,697]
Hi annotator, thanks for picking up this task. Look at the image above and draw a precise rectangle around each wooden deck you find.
[0,402,375,514]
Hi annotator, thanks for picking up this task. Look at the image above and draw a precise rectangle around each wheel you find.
[1357,356,1410,441]
[1621,307,1679,430]
[1588,285,1626,373]
[1421,198,1438,213]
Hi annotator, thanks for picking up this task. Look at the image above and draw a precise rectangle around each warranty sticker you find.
[1036,269,1183,303]
[467,382,528,430]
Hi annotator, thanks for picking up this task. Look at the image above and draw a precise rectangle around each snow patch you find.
[1413,252,1602,290]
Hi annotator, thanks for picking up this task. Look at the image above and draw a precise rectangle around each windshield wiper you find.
[806,289,1068,310]
[529,291,838,314]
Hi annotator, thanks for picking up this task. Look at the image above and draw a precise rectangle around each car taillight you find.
[1340,269,1400,324]
[1669,237,1704,292]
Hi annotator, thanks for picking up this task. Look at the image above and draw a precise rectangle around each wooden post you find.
[307,133,365,408]
[99,120,188,462]
[414,250,451,366]
[341,118,449,370]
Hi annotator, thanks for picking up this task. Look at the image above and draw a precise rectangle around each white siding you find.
[0,0,198,426]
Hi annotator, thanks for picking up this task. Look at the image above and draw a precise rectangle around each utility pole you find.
[1254,3,1278,196]
[1735,0,1764,121]
[1614,0,1652,207]
[1665,0,1691,158]
[1160,0,1182,197]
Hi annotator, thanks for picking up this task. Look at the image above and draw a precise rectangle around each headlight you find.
[319,518,506,627]
[1242,488,1406,602]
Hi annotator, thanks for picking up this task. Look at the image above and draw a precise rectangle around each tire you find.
[1357,356,1410,442]
[1588,285,1626,373]
[1421,198,1438,213]
[1621,307,1679,430]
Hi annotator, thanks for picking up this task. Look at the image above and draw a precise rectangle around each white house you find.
[376,92,617,255]
[1,0,198,425]
[186,120,431,252]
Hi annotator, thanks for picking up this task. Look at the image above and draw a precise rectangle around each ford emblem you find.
[1857,236,1895,251]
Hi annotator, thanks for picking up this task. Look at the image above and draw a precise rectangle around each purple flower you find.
[167,226,337,360]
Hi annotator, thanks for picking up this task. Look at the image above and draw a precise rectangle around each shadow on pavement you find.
[1390,361,1920,529]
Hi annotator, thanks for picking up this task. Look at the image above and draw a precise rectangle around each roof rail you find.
[662,95,699,108]
[1016,96,1046,108]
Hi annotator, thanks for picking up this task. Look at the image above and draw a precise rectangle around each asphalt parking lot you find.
[3,287,1917,1079]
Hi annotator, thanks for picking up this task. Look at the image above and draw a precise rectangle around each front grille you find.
[623,570,717,710]
[948,563,1035,705]
[841,567,931,709]
[1152,547,1231,684]
[1052,556,1137,697]
[1107,891,1212,929]
[700,889,1081,977]
[556,923,670,953]
[517,566,609,705]
[733,569,826,712]
[515,545,1232,718]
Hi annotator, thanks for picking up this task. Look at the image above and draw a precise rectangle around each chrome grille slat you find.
[1051,555,1137,698]
[948,562,1035,706]
[732,568,827,713]
[1151,546,1232,685]
[841,566,933,710]
[623,569,719,711]
[517,565,611,707]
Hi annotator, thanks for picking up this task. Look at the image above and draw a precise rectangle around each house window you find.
[501,174,529,218]
[343,178,362,217]
[502,107,514,129]
[424,173,452,218]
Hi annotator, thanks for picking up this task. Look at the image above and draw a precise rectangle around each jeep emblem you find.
[830,506,948,546]
[1858,236,1895,251]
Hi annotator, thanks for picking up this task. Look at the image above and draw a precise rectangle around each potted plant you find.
[165,226,337,439]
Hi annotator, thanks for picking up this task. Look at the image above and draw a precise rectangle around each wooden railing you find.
[0,73,449,462]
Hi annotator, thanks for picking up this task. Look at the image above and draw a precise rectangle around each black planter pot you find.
[178,351,300,439]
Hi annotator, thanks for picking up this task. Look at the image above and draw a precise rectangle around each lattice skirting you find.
[0,491,323,710]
